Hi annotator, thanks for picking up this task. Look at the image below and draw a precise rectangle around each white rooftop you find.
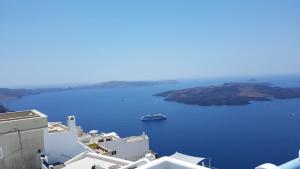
[59,152,210,169]
[170,152,206,165]
[64,156,117,169]
[48,122,68,133]
[62,152,131,169]
[136,157,209,169]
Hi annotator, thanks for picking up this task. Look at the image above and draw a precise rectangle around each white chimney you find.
[67,116,76,131]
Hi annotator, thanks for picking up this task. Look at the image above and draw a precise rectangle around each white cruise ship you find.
[141,114,167,121]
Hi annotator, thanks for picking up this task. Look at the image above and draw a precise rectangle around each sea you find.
[3,75,300,169]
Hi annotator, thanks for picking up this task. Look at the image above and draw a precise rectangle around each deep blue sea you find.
[3,75,300,169]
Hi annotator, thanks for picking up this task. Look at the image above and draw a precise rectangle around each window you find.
[112,150,117,155]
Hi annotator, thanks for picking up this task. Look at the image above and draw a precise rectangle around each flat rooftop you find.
[63,156,121,169]
[48,122,68,133]
[137,157,209,169]
[61,152,131,169]
[90,135,119,141]
[0,110,42,122]
[126,135,147,143]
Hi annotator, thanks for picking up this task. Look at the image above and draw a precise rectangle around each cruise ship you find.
[141,114,167,121]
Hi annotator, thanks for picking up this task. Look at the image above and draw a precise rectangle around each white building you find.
[135,156,210,169]
[44,116,87,164]
[256,150,300,169]
[80,131,150,161]
[1,111,213,169]
[41,152,210,169]
[0,110,48,169]
[44,115,150,164]
[256,163,280,169]
[41,152,132,169]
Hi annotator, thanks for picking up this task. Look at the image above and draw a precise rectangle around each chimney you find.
[67,116,76,131]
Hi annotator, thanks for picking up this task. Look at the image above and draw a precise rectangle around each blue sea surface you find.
[4,75,300,169]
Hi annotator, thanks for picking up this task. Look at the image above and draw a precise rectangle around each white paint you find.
[62,152,131,169]
[44,116,87,164]
[255,163,279,169]
[97,133,150,161]
[136,157,209,169]
[0,110,47,169]
[121,158,150,169]
[57,152,208,169]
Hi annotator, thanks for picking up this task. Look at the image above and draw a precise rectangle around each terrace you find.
[48,122,69,133]
[0,110,42,122]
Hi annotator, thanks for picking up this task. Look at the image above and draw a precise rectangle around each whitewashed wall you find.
[99,135,149,161]
[43,116,87,164]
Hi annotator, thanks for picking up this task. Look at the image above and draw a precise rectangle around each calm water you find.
[4,75,300,169]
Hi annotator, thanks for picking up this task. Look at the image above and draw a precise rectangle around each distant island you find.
[155,83,300,106]
[76,80,178,89]
[0,88,68,102]
[0,80,178,102]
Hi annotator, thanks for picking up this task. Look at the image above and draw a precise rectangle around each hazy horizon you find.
[1,73,300,89]
[1,1,300,87]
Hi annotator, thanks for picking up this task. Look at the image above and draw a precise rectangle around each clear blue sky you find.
[0,0,300,87]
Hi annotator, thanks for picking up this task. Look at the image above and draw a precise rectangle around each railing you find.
[98,145,111,153]
[43,159,51,168]
[41,155,53,169]
[196,157,219,169]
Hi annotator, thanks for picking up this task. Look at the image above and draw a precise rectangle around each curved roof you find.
[255,163,279,169]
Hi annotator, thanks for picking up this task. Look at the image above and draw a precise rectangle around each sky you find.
[0,0,300,87]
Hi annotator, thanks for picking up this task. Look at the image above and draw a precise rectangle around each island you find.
[76,80,178,89]
[0,80,178,102]
[154,83,300,106]
[0,88,67,101]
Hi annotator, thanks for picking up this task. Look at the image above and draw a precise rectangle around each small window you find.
[106,138,112,141]
[98,139,104,142]
[112,151,117,155]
